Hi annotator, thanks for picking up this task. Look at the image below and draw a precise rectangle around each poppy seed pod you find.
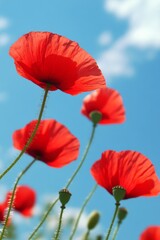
[59,189,72,207]
[112,186,126,203]
[89,111,102,125]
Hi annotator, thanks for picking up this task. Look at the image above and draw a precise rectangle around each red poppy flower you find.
[0,203,12,226]
[0,203,6,223]
[5,185,36,217]
[12,119,80,168]
[9,31,106,95]
[140,226,160,240]
[81,87,125,124]
[91,150,160,199]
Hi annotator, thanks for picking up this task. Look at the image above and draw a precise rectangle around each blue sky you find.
[0,0,160,239]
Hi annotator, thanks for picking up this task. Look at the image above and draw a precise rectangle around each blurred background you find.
[0,0,160,239]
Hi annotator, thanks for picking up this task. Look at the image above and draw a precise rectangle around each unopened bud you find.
[87,211,100,230]
[118,207,128,222]
[96,235,103,240]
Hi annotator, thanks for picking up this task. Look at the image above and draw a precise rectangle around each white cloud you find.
[46,206,88,231]
[0,17,9,30]
[46,206,103,239]
[98,40,133,77]
[98,0,160,78]
[12,213,30,225]
[98,32,112,46]
[0,33,10,46]
[42,193,57,204]
[63,207,88,230]
[0,16,10,46]
[32,204,42,216]
[105,0,141,19]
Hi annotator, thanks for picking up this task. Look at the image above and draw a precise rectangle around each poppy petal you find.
[81,87,125,124]
[0,203,6,223]
[9,32,106,94]
[5,185,36,217]
[12,119,80,168]
[91,150,160,199]
[140,226,160,240]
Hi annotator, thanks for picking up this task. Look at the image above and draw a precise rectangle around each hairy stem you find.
[65,124,96,188]
[28,198,59,239]
[105,202,120,240]
[0,88,49,180]
[69,184,98,240]
[29,124,97,239]
[54,206,65,240]
[0,159,36,240]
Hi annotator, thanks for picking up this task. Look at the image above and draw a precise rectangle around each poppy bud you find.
[96,235,103,240]
[89,111,102,125]
[112,186,126,203]
[117,207,128,222]
[87,211,100,230]
[59,189,71,207]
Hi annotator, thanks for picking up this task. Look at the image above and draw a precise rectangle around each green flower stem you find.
[28,124,97,239]
[112,221,121,240]
[82,230,90,240]
[54,205,65,240]
[0,88,49,180]
[69,184,98,240]
[65,123,97,188]
[0,159,36,240]
[28,198,59,240]
[105,202,120,240]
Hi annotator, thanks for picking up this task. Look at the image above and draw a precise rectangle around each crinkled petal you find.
[5,185,36,217]
[81,87,125,124]
[140,226,160,240]
[91,150,160,199]
[13,119,80,168]
[9,32,106,94]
